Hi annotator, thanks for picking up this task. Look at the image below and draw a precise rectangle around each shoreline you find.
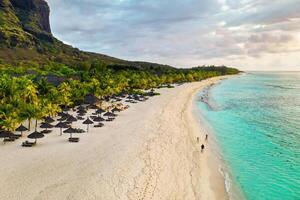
[189,77,231,200]
[194,75,246,200]
[0,76,231,200]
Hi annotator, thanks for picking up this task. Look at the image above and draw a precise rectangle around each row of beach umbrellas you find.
[1,103,123,145]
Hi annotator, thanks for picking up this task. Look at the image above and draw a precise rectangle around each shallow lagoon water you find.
[197,72,300,200]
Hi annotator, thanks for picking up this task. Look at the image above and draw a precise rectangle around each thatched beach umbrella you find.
[0,130,13,139]
[40,122,54,129]
[44,116,55,123]
[57,117,66,121]
[64,127,76,138]
[83,118,93,132]
[77,109,87,114]
[104,112,116,117]
[88,104,99,109]
[0,130,18,143]
[16,124,28,136]
[84,94,100,105]
[40,122,54,134]
[27,131,44,143]
[112,107,121,113]
[77,105,86,111]
[96,108,106,115]
[57,113,70,121]
[77,110,87,116]
[93,116,105,122]
[77,113,86,117]
[55,122,69,136]
[66,115,77,123]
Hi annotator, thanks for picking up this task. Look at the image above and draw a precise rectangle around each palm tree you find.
[0,110,19,131]
[19,104,38,130]
[57,82,73,107]
[42,100,61,117]
[22,82,39,105]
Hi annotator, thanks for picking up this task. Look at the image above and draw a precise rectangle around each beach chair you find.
[41,130,52,134]
[10,135,20,140]
[14,134,22,138]
[22,141,36,147]
[3,138,15,143]
[94,123,104,128]
[68,137,80,143]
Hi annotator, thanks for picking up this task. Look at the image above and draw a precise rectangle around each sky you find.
[46,0,300,71]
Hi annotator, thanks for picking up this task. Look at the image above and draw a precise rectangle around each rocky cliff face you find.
[0,0,53,47]
[11,0,51,34]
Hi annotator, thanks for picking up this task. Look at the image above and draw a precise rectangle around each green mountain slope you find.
[0,0,173,70]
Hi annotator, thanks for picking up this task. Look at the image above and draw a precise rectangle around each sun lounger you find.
[3,138,15,143]
[41,130,52,134]
[94,124,104,128]
[9,135,19,139]
[22,141,36,147]
[14,134,22,137]
[22,143,33,147]
[69,137,80,143]
[25,141,36,145]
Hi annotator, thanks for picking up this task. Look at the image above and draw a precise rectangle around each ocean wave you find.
[198,85,221,111]
[265,84,296,90]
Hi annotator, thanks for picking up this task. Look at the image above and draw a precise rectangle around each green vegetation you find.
[0,63,239,131]
[0,0,240,131]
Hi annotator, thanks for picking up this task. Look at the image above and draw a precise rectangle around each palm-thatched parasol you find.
[77,105,86,111]
[40,122,54,129]
[82,118,94,132]
[44,116,55,123]
[40,122,54,134]
[55,122,69,136]
[88,104,99,109]
[103,112,116,117]
[111,107,121,113]
[0,130,13,138]
[16,124,28,136]
[66,115,77,123]
[84,94,100,105]
[93,116,105,122]
[63,127,76,138]
[0,130,17,143]
[96,108,106,115]
[27,131,44,143]
[77,109,87,114]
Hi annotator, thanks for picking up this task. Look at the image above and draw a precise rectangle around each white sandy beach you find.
[0,77,228,200]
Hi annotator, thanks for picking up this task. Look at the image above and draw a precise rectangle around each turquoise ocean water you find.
[197,72,300,200]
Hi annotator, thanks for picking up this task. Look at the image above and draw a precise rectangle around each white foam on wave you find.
[218,165,234,200]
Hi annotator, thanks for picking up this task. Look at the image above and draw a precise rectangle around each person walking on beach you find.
[201,144,205,152]
[205,134,208,141]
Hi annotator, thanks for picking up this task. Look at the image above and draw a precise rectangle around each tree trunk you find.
[35,119,38,131]
[28,119,31,130]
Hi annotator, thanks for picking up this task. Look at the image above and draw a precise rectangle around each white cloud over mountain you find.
[47,0,300,70]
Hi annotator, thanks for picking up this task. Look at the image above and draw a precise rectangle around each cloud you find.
[46,0,300,70]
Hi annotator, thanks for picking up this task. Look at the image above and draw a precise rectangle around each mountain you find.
[0,0,173,70]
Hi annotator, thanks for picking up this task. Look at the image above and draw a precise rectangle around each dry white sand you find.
[0,77,228,200]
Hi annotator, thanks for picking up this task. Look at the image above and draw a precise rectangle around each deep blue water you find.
[197,72,300,200]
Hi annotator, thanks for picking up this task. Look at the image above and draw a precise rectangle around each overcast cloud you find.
[46,0,300,70]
